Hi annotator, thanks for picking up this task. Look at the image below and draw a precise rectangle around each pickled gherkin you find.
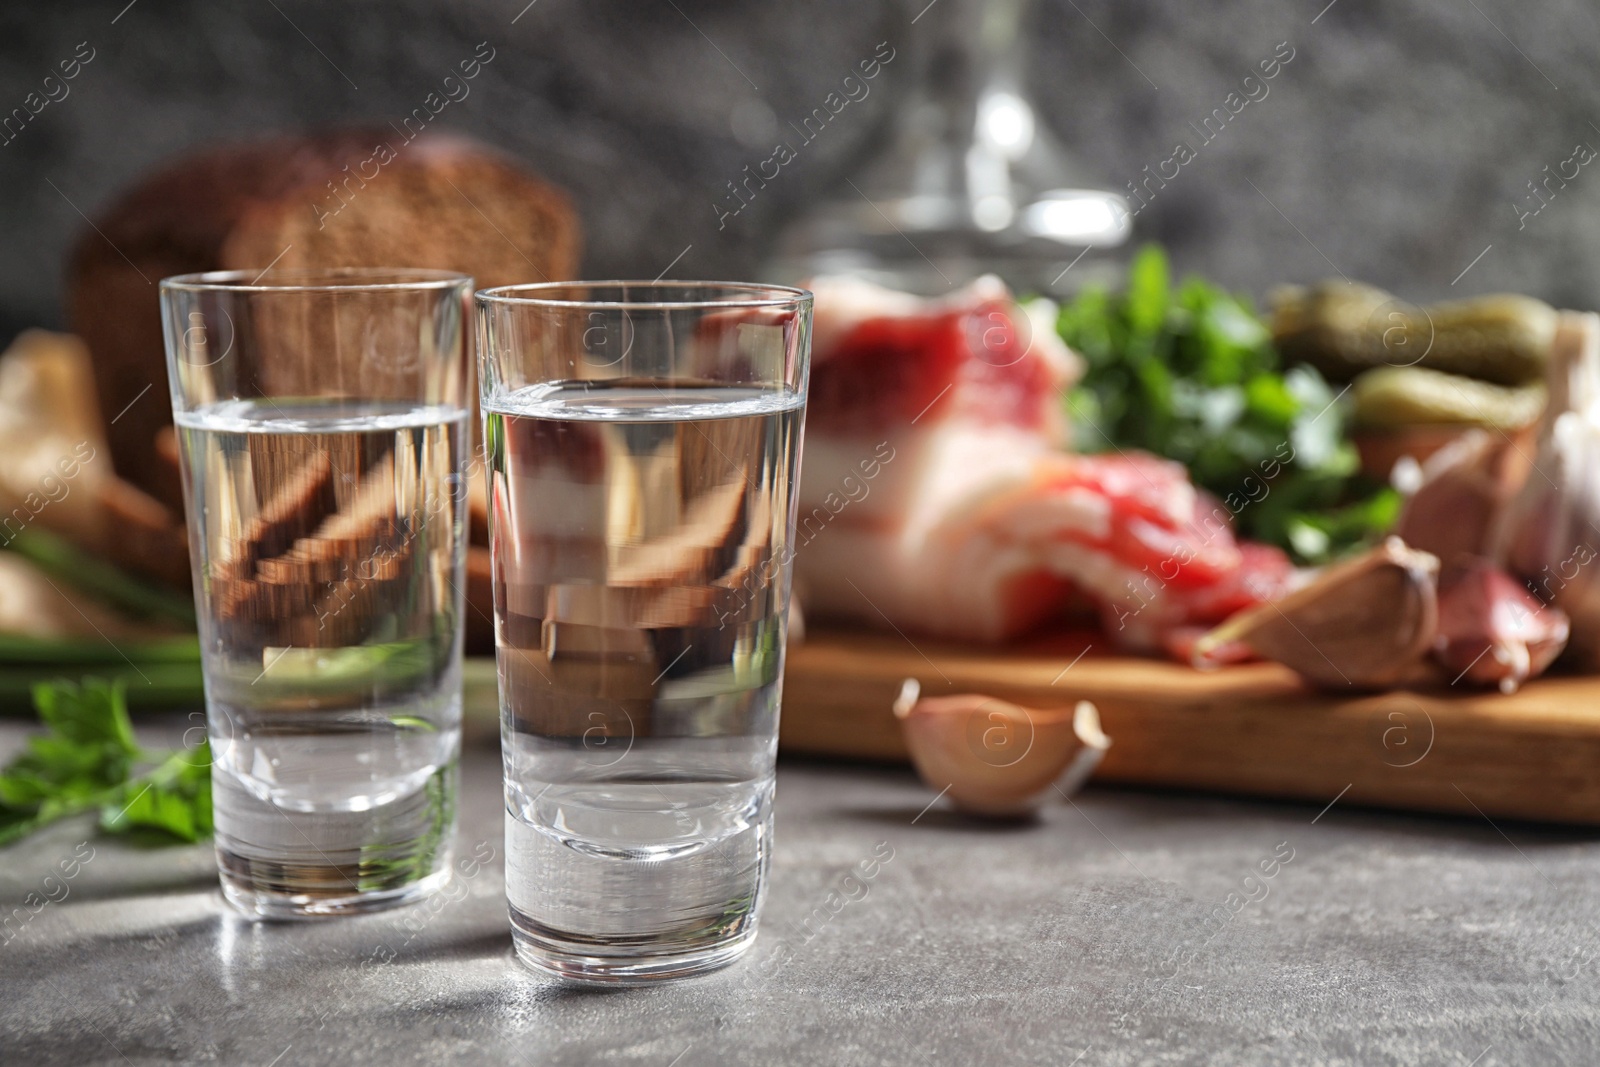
[1350,365,1546,430]
[1272,282,1556,386]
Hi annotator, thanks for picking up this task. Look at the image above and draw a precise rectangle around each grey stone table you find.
[1,716,1597,1067]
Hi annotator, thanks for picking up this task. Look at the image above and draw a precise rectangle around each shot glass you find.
[160,268,472,919]
[476,281,812,982]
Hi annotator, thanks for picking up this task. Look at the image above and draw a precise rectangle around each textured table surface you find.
[1,718,1597,1067]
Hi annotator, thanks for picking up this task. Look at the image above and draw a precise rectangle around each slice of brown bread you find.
[67,129,580,510]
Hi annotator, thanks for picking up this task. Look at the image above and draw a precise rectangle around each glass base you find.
[509,909,760,985]
[219,853,452,920]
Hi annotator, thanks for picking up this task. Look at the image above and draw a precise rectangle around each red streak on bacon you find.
[794,274,1296,654]
[1030,454,1243,591]
[808,302,1063,435]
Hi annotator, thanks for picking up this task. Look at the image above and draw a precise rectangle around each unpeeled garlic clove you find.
[893,678,1111,817]
[1193,537,1440,689]
[1434,557,1569,693]
[1393,428,1532,564]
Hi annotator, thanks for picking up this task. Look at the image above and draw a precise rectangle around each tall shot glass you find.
[476,281,811,982]
[160,269,472,919]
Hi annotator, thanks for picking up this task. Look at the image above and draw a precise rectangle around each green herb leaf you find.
[33,677,141,754]
[1058,243,1396,562]
[0,678,212,848]
[1125,245,1171,342]
[100,745,213,842]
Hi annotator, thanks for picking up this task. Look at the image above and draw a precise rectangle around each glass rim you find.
[160,267,473,294]
[475,279,812,311]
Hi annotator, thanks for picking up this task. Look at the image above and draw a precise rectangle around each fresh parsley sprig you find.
[1059,244,1397,562]
[0,678,211,847]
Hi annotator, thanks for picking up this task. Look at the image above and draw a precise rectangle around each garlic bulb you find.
[1493,312,1600,668]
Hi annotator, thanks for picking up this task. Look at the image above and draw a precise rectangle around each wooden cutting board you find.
[780,626,1600,826]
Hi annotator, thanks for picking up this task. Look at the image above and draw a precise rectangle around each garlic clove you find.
[1193,537,1440,689]
[1394,428,1533,564]
[893,678,1111,817]
[1434,557,1570,693]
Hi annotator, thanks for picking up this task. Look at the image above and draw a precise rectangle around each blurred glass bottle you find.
[765,0,1130,295]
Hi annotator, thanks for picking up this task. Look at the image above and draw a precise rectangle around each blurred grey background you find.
[1,0,1596,345]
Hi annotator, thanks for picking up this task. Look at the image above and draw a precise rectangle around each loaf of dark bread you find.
[67,129,580,505]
